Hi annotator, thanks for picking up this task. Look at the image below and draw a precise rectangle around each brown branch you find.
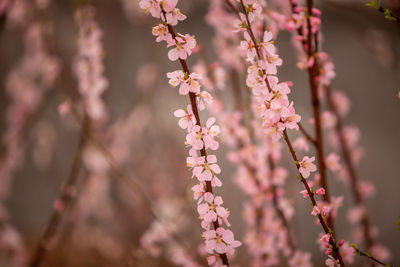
[304,0,334,232]
[290,1,381,265]
[226,1,345,265]
[283,130,345,266]
[29,116,90,267]
[351,244,393,267]
[298,122,317,145]
[164,12,229,266]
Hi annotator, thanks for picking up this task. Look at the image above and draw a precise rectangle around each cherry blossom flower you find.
[347,205,365,225]
[288,251,312,267]
[371,244,392,262]
[293,137,309,152]
[319,233,331,248]
[316,187,326,195]
[140,1,241,264]
[331,90,350,116]
[196,90,213,111]
[152,23,173,44]
[174,105,196,130]
[167,71,202,95]
[325,255,340,267]
[197,193,230,228]
[311,205,320,216]
[192,183,206,204]
[203,228,241,255]
[358,180,376,199]
[299,156,317,178]
[167,34,196,61]
[185,125,204,150]
[325,153,341,172]
[239,32,257,62]
[165,7,186,26]
[187,153,222,186]
[340,242,355,264]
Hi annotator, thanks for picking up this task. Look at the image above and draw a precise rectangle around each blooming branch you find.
[225,0,346,265]
[139,1,241,265]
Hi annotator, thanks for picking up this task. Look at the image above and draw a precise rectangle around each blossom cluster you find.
[229,0,347,265]
[235,11,300,142]
[139,0,241,265]
[203,2,314,265]
[276,1,391,262]
[200,61,301,265]
[74,6,108,121]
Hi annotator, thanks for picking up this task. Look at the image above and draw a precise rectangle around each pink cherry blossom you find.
[325,153,341,172]
[371,244,392,262]
[293,137,309,152]
[167,34,196,61]
[192,183,206,204]
[165,7,186,26]
[311,205,320,216]
[187,153,221,183]
[316,187,326,195]
[167,71,202,95]
[174,105,196,130]
[185,125,204,150]
[288,251,312,267]
[204,227,241,255]
[340,242,355,264]
[331,90,350,116]
[299,156,317,178]
[347,205,365,224]
[239,32,257,62]
[152,23,173,44]
[358,180,376,199]
[325,255,339,267]
[197,193,229,227]
[300,189,309,198]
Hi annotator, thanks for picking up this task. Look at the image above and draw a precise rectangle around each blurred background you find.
[0,0,400,266]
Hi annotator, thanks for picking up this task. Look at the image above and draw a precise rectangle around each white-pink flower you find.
[293,137,309,152]
[167,71,202,95]
[187,153,221,182]
[174,104,196,130]
[299,156,317,178]
[325,255,339,267]
[165,8,186,26]
[239,32,257,62]
[192,183,206,204]
[325,153,340,172]
[288,251,312,267]
[197,193,229,227]
[185,125,204,150]
[152,24,173,44]
[203,227,241,255]
[167,34,196,61]
[315,187,326,195]
[311,205,320,216]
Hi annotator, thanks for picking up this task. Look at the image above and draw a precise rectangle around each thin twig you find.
[163,10,230,265]
[29,116,90,267]
[298,122,317,145]
[283,130,345,266]
[304,0,334,232]
[224,1,345,265]
[351,244,393,267]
